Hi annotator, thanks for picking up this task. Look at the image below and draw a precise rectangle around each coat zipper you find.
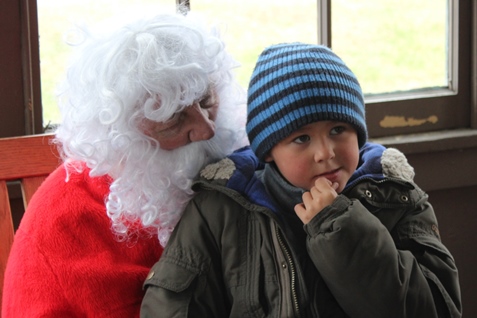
[199,181,305,315]
[275,226,301,318]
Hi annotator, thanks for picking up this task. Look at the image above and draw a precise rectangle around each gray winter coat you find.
[141,144,461,318]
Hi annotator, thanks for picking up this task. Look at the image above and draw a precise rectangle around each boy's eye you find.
[330,125,346,135]
[293,135,310,144]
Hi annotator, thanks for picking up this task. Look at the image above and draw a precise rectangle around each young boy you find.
[141,43,461,317]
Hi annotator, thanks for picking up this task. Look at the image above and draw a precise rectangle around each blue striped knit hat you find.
[246,43,367,161]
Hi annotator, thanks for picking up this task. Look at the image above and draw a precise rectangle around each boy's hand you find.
[294,178,339,224]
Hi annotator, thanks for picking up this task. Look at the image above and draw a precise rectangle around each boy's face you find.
[265,121,359,192]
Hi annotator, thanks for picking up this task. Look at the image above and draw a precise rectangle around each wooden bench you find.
[0,134,60,312]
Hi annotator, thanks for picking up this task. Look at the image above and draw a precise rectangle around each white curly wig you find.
[54,12,248,247]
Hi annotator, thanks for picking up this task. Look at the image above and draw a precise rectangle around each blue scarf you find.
[224,143,386,214]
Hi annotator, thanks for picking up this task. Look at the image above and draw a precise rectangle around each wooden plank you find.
[0,134,59,180]
[0,179,14,308]
[22,176,48,207]
[0,134,60,312]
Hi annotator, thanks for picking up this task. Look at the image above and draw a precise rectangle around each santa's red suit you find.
[2,164,163,317]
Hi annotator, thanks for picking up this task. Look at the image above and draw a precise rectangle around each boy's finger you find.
[294,203,306,215]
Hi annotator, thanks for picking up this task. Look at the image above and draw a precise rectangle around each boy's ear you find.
[264,153,274,163]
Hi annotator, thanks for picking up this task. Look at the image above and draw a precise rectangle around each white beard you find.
[105,108,247,247]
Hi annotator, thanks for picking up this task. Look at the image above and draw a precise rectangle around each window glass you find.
[192,0,318,90]
[331,0,448,95]
[37,0,176,126]
[37,0,451,126]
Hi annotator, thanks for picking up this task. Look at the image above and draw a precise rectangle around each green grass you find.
[38,0,447,126]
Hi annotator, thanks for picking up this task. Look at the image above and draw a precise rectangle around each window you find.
[319,0,473,138]
[37,0,320,125]
[1,0,475,140]
[331,0,448,95]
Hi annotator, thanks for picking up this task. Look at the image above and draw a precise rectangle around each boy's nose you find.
[313,140,335,162]
[188,104,216,142]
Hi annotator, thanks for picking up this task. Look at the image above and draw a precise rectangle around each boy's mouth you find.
[316,168,341,182]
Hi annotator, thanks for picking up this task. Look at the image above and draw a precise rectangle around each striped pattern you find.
[246,43,367,161]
